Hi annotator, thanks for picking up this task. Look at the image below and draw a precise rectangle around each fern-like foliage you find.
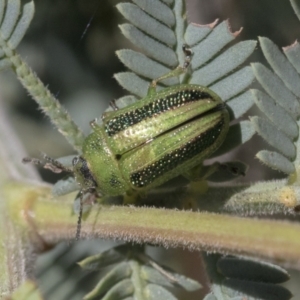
[0,0,85,151]
[78,245,201,300]
[251,0,300,177]
[0,0,34,67]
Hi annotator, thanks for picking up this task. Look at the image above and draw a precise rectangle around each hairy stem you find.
[0,33,85,152]
[3,181,300,270]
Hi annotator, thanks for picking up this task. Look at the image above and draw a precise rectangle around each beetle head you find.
[72,156,97,192]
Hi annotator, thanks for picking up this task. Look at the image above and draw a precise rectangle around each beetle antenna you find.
[23,152,73,174]
[75,190,84,241]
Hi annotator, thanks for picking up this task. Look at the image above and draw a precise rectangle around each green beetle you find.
[72,46,229,198]
[73,83,229,196]
[24,45,229,238]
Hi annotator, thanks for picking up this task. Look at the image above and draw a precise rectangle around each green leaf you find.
[203,254,292,300]
[191,21,240,69]
[224,279,292,300]
[9,1,35,49]
[211,67,255,101]
[114,95,138,109]
[145,284,177,300]
[97,279,134,300]
[256,150,295,174]
[191,40,256,86]
[184,20,216,46]
[119,24,177,67]
[252,38,300,174]
[217,257,290,283]
[117,3,176,46]
[252,89,298,139]
[83,262,132,300]
[132,0,175,27]
[116,50,178,86]
[226,90,254,120]
[251,116,296,159]
[78,245,127,270]
[80,245,202,300]
[114,72,151,97]
[52,177,79,197]
[252,62,300,119]
[0,0,35,60]
[1,0,20,40]
[259,36,300,98]
[284,40,300,73]
[141,265,202,291]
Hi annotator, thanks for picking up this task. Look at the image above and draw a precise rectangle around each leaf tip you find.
[225,19,243,37]
[283,39,299,52]
[209,18,219,28]
[190,18,219,29]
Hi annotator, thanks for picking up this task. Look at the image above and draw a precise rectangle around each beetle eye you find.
[72,156,80,166]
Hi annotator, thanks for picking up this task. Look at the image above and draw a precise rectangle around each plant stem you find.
[3,181,300,270]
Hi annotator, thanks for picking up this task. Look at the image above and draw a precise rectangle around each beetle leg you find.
[183,162,246,207]
[90,119,102,130]
[185,162,246,181]
[123,189,144,204]
[182,44,193,69]
[183,162,228,182]
[109,99,119,111]
[183,162,241,209]
[148,44,194,95]
[22,152,73,173]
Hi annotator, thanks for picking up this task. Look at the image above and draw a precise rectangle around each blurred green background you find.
[1,0,300,299]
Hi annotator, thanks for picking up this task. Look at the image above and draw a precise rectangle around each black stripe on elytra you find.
[130,119,225,188]
[105,89,212,136]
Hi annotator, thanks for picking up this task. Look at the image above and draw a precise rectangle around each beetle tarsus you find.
[182,44,193,69]
[109,99,119,111]
[90,119,100,129]
[148,44,193,93]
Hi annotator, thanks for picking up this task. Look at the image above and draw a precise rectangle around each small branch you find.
[0,34,85,152]
[3,181,300,269]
